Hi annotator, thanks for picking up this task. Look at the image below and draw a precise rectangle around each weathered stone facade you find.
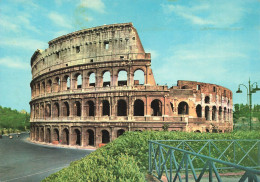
[30,23,233,147]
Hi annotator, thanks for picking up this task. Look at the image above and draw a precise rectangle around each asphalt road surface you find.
[0,133,93,182]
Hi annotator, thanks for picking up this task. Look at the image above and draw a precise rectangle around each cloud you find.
[80,0,105,13]
[0,57,30,70]
[146,49,159,59]
[161,0,245,27]
[48,12,73,29]
[0,37,47,51]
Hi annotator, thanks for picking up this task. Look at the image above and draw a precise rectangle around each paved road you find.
[0,133,93,182]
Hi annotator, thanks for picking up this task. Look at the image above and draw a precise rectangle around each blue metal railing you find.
[149,140,260,182]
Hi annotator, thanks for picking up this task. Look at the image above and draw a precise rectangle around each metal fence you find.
[148,140,260,182]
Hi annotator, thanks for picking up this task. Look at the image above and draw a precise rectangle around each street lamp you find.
[236,78,260,131]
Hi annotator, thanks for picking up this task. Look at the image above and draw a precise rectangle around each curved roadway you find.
[0,133,93,182]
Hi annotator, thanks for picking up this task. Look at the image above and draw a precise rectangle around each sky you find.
[0,0,260,112]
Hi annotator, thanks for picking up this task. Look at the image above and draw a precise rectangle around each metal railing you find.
[149,140,260,182]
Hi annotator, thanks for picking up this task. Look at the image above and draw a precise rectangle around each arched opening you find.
[101,130,110,143]
[219,107,222,120]
[53,128,59,142]
[40,105,44,118]
[53,103,60,118]
[35,105,39,119]
[39,128,44,142]
[47,79,52,93]
[74,101,81,117]
[86,100,95,116]
[72,129,81,146]
[117,129,125,137]
[45,128,51,143]
[151,99,162,116]
[205,106,210,120]
[212,129,218,133]
[117,99,127,116]
[89,72,95,87]
[206,129,210,133]
[212,106,217,121]
[194,130,201,133]
[87,129,94,146]
[181,85,190,89]
[205,96,210,104]
[178,102,189,115]
[102,100,110,116]
[63,102,70,117]
[196,105,202,117]
[103,71,111,87]
[224,107,227,120]
[134,99,144,116]
[36,83,40,95]
[36,127,39,141]
[75,73,82,89]
[61,128,69,145]
[45,104,51,117]
[64,75,70,90]
[134,69,144,85]
[54,77,60,92]
[118,70,127,86]
[41,81,45,94]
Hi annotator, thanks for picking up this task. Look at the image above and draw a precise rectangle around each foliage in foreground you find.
[0,106,30,133]
[43,131,260,182]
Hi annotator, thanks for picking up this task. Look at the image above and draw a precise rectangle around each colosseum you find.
[30,22,233,147]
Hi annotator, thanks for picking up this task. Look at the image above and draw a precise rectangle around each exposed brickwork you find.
[30,23,233,148]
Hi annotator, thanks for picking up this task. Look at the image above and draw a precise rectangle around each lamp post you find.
[236,78,260,131]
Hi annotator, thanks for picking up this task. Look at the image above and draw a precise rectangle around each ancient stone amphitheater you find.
[30,23,233,147]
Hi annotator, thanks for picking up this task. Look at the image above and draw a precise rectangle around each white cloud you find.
[0,37,47,51]
[146,49,159,59]
[161,0,245,27]
[80,0,105,13]
[0,18,20,32]
[48,12,73,29]
[0,57,30,70]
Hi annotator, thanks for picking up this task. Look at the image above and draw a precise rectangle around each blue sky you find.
[0,0,260,112]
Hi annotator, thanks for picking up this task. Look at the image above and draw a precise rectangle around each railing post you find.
[170,149,173,182]
[234,141,236,164]
[209,140,211,157]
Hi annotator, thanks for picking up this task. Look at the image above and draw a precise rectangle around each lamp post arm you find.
[238,84,249,104]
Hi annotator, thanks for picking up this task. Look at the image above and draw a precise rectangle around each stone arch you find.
[40,104,44,118]
[181,85,190,89]
[88,72,96,87]
[87,129,94,146]
[205,96,210,104]
[41,81,45,94]
[118,70,127,86]
[178,101,189,115]
[117,129,125,137]
[205,106,210,120]
[101,130,110,143]
[74,73,82,89]
[86,100,95,116]
[196,104,202,117]
[61,128,69,145]
[194,130,201,133]
[53,128,59,142]
[45,128,51,143]
[134,69,145,85]
[102,70,111,87]
[53,102,60,118]
[102,100,110,116]
[36,127,39,141]
[36,83,40,95]
[35,104,39,118]
[134,99,144,116]
[72,128,81,146]
[63,75,70,90]
[74,101,81,117]
[47,79,52,93]
[62,101,70,117]
[151,99,162,116]
[39,127,44,142]
[117,99,127,116]
[45,104,51,117]
[212,106,217,121]
[54,77,60,92]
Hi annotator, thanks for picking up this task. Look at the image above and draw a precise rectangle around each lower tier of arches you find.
[30,121,233,148]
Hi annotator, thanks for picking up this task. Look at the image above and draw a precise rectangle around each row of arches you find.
[32,127,126,146]
[196,105,231,121]
[32,99,163,119]
[32,69,146,97]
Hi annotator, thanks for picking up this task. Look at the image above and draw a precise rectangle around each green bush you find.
[43,131,260,181]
